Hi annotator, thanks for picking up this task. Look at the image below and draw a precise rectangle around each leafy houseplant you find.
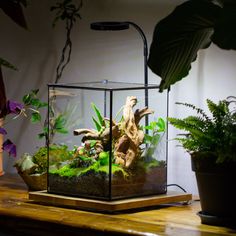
[14,0,83,190]
[14,90,49,190]
[0,0,28,175]
[169,97,236,227]
[148,0,236,92]
[147,0,236,226]
[14,89,76,190]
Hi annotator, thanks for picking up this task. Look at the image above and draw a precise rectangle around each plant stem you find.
[54,18,73,83]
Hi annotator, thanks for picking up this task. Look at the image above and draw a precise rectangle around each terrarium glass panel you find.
[47,81,168,200]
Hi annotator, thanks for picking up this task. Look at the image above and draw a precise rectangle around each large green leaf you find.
[148,0,221,92]
[0,0,28,29]
[212,3,236,49]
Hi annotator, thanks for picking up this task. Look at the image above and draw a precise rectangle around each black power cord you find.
[167,183,187,193]
[166,184,192,205]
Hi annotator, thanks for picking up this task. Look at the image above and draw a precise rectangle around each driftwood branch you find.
[74,96,153,168]
[114,96,149,168]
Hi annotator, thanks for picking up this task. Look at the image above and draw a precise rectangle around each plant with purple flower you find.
[6,100,24,115]
[0,99,24,157]
[0,0,28,161]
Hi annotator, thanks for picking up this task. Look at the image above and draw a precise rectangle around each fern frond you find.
[170,98,236,160]
[176,102,211,121]
[175,138,199,152]
[183,116,208,129]
[207,99,229,123]
[168,117,207,134]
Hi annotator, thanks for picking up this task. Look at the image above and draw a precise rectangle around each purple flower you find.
[0,127,7,135]
[2,139,16,157]
[7,100,23,114]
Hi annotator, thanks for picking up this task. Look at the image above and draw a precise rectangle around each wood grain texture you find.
[29,190,192,212]
[0,174,236,236]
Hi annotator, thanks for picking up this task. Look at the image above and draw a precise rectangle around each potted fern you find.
[169,97,236,227]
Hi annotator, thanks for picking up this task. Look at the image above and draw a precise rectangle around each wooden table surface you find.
[0,174,235,236]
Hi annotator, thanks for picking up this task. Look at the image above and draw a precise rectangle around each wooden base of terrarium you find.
[28,191,192,213]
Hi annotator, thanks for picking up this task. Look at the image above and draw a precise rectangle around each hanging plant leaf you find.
[212,3,236,50]
[0,0,28,29]
[148,0,221,92]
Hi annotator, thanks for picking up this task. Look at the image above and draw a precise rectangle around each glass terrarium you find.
[47,81,168,200]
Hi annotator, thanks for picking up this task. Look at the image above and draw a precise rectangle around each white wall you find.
[1,0,236,195]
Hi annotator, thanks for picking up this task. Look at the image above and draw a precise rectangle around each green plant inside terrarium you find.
[49,96,166,180]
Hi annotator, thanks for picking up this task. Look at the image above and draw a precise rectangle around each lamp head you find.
[90,21,129,31]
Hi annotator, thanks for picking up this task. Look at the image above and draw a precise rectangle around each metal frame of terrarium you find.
[46,21,170,201]
[46,81,169,201]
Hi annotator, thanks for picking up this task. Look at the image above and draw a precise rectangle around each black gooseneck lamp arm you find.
[125,21,149,125]
[125,22,148,86]
[90,21,149,126]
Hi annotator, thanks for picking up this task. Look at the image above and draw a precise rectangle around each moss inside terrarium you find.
[31,145,73,174]
[50,161,128,179]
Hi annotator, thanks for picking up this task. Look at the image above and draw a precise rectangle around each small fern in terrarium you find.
[169,97,236,163]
